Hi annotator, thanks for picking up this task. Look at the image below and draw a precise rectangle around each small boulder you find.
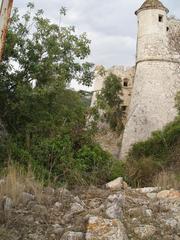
[21,192,35,205]
[54,202,62,208]
[175,236,180,240]
[43,187,55,195]
[105,193,124,219]
[3,197,13,211]
[32,204,48,218]
[157,190,180,199]
[70,202,84,214]
[146,192,157,199]
[0,179,5,185]
[136,187,160,194]
[86,216,128,240]
[106,177,124,191]
[129,206,152,218]
[61,231,84,240]
[52,224,64,237]
[134,225,156,239]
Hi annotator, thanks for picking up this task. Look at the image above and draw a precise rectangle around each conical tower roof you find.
[135,0,169,15]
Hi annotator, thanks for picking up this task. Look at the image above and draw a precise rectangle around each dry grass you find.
[153,171,180,190]
[0,165,43,205]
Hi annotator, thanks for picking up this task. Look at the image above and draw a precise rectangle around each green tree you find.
[0,3,122,186]
[0,3,94,142]
[95,73,124,133]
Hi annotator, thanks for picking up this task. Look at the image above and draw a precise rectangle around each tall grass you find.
[0,164,43,205]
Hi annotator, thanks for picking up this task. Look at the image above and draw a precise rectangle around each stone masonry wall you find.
[120,7,180,158]
[120,61,180,158]
[91,65,135,119]
[90,66,135,157]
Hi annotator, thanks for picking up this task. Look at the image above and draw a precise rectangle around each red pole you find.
[0,0,13,61]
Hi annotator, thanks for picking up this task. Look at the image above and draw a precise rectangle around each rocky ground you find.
[0,177,180,240]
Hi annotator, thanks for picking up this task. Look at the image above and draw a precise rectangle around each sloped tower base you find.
[120,0,180,158]
[120,60,180,158]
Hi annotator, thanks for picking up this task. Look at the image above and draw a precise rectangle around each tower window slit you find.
[159,15,163,22]
[123,78,129,87]
[122,106,127,112]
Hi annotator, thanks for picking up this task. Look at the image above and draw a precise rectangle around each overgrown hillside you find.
[0,3,179,191]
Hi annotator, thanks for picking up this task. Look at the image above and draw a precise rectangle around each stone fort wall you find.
[90,65,135,157]
[120,9,180,158]
[91,65,135,121]
[91,2,180,159]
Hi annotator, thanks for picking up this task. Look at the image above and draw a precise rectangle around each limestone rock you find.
[54,202,62,208]
[106,204,123,219]
[52,224,64,237]
[105,193,124,219]
[70,202,84,214]
[157,190,180,199]
[3,197,13,211]
[32,204,48,218]
[28,233,44,240]
[21,192,35,205]
[136,187,160,193]
[164,218,178,229]
[146,192,157,199]
[86,216,128,240]
[61,231,84,240]
[134,225,156,239]
[0,179,5,185]
[106,177,124,191]
[144,209,152,217]
[175,236,180,240]
[43,187,55,195]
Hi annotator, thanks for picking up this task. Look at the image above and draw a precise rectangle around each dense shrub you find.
[3,136,121,186]
[0,4,124,187]
[125,116,180,186]
[75,144,115,185]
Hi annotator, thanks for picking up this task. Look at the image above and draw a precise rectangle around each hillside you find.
[0,2,179,240]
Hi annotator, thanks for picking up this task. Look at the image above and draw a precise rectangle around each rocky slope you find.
[0,178,180,240]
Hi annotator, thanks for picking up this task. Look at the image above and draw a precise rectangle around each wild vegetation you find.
[0,3,120,186]
[0,3,179,189]
[124,98,180,187]
[91,72,180,188]
[92,73,124,133]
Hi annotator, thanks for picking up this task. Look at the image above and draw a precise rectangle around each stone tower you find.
[120,0,180,158]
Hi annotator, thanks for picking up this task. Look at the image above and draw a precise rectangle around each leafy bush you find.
[129,117,180,160]
[125,116,180,187]
[0,132,124,186]
[32,139,124,186]
[75,144,114,185]
[0,3,117,187]
[31,136,74,184]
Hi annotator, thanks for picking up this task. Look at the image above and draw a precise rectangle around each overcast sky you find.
[13,0,180,89]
